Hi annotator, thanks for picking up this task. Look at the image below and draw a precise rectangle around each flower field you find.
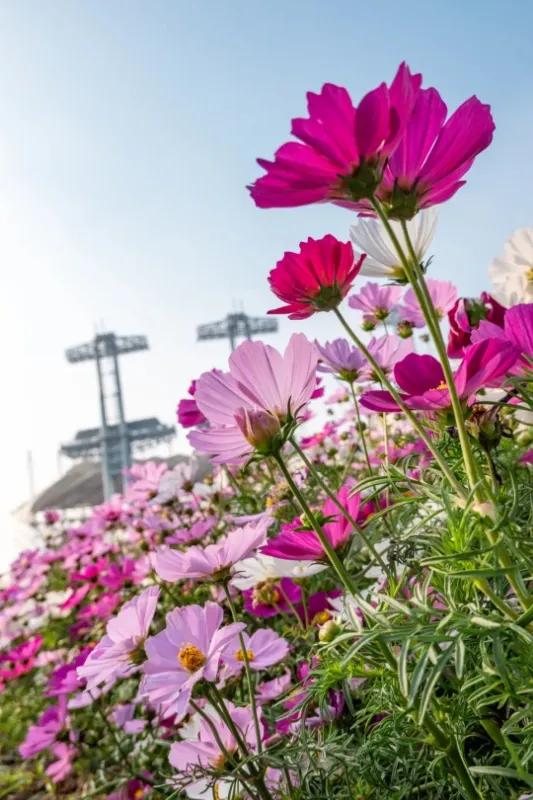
[1,62,532,799]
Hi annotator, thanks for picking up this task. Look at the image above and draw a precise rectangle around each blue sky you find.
[1,0,533,521]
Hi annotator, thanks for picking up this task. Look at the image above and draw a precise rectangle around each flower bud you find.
[234,407,282,453]
[318,619,341,643]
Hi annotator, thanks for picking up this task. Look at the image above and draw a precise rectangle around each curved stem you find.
[273,451,357,594]
[349,382,373,474]
[221,583,263,755]
[288,435,389,575]
[333,306,467,499]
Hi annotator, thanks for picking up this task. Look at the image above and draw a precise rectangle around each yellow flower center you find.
[133,790,144,800]
[235,648,255,662]
[312,610,332,625]
[435,380,447,391]
[527,267,533,282]
[178,643,206,672]
[252,580,281,607]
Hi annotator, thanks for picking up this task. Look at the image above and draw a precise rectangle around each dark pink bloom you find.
[263,485,360,561]
[472,303,533,372]
[379,87,494,217]
[361,338,519,413]
[268,235,364,319]
[0,635,43,682]
[19,698,67,758]
[47,648,92,697]
[447,292,506,357]
[249,63,421,209]
[177,381,206,428]
[243,577,302,618]
[44,510,60,525]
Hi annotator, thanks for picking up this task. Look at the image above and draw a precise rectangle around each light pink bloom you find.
[77,586,159,691]
[169,701,257,773]
[315,338,366,382]
[398,278,458,328]
[363,334,413,380]
[256,669,292,703]
[153,519,269,582]
[222,629,289,676]
[349,282,403,325]
[189,334,318,464]
[46,743,77,783]
[141,603,244,718]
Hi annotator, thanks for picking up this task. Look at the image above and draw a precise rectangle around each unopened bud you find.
[318,619,341,643]
[234,407,282,453]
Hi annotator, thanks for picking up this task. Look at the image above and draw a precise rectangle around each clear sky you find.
[1,0,533,524]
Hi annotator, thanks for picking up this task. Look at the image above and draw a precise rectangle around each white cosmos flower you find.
[231,553,325,590]
[350,208,438,279]
[489,227,533,306]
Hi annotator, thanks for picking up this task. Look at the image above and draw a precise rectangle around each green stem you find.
[371,202,481,498]
[221,582,263,755]
[288,435,390,576]
[333,306,467,499]
[273,451,357,594]
[349,382,373,474]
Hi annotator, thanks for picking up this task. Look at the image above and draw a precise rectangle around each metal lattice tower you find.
[61,332,174,498]
[197,311,278,351]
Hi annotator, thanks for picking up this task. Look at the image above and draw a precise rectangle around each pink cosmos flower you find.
[153,519,269,582]
[249,63,421,209]
[471,303,533,372]
[398,279,458,328]
[378,87,495,217]
[177,381,207,429]
[447,292,506,357]
[361,339,519,413]
[19,697,67,758]
[256,669,292,703]
[263,484,361,561]
[0,635,42,682]
[141,602,244,718]
[189,334,318,464]
[46,742,77,783]
[110,703,147,735]
[77,586,160,691]
[362,334,413,381]
[169,702,257,774]
[268,235,364,319]
[222,629,289,676]
[315,338,366,382]
[349,282,403,326]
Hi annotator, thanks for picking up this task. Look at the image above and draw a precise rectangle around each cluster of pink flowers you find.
[2,61,532,800]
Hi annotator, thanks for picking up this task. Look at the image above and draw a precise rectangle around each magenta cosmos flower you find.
[188,334,318,464]
[447,292,506,358]
[152,518,269,582]
[248,63,421,209]
[77,586,160,692]
[378,87,495,218]
[472,303,533,372]
[268,235,365,319]
[361,338,519,413]
[141,602,244,718]
[263,484,361,561]
[176,380,206,429]
[222,628,289,676]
